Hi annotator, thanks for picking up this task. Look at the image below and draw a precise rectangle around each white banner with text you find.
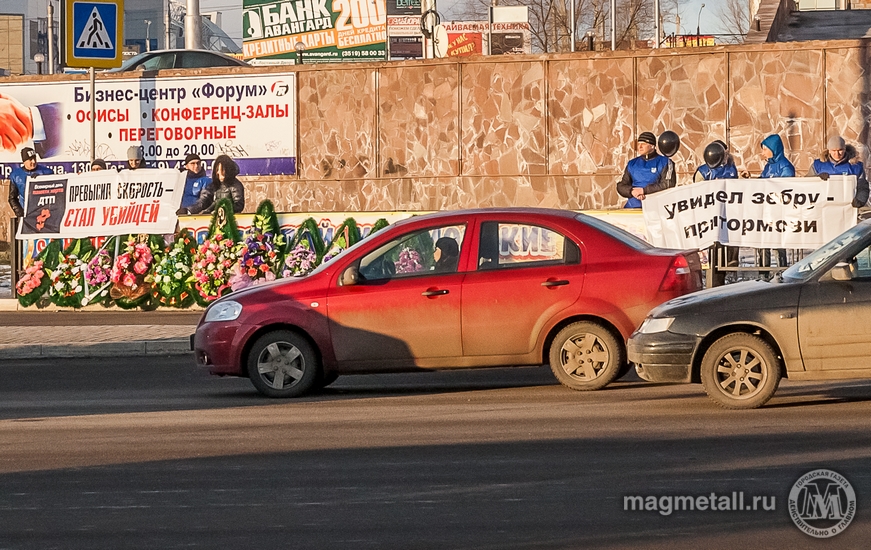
[17,168,185,240]
[642,176,857,249]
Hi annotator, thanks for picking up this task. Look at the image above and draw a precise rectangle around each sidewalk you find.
[0,300,200,360]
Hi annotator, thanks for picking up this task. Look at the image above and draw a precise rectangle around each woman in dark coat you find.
[433,237,460,273]
[181,155,245,215]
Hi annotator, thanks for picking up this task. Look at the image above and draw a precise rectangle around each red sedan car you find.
[193,208,702,397]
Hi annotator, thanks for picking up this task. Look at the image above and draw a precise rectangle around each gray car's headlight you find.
[204,300,242,323]
[638,317,675,334]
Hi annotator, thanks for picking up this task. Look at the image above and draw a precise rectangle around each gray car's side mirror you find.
[830,262,854,281]
[340,266,359,286]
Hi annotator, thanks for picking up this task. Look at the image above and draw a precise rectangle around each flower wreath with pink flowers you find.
[109,234,165,310]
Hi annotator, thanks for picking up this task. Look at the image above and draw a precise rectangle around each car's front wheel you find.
[247,330,319,398]
[549,322,624,391]
[700,333,781,409]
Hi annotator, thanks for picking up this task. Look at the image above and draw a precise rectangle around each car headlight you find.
[638,317,675,334]
[204,300,243,323]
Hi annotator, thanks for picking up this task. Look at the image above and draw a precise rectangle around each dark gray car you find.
[628,219,871,409]
[110,49,248,72]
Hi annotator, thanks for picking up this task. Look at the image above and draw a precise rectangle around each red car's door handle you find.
[421,289,450,296]
[541,280,570,287]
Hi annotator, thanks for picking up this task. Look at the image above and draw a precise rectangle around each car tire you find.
[246,330,319,398]
[700,333,781,409]
[549,322,625,391]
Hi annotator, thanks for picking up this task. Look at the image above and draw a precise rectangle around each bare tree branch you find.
[714,0,749,43]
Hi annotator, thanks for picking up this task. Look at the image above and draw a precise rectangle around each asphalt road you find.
[2,357,871,549]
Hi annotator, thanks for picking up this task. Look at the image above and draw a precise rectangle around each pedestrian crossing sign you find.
[66,0,124,68]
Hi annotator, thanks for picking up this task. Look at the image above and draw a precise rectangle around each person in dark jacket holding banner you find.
[694,141,740,284]
[180,154,245,215]
[616,132,676,208]
[8,146,52,218]
[180,153,212,209]
[806,135,869,209]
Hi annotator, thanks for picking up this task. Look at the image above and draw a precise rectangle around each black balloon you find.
[658,130,681,157]
[704,142,726,168]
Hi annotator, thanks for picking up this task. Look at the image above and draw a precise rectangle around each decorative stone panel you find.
[460,61,547,176]
[379,63,460,177]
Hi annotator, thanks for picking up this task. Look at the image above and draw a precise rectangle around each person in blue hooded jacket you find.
[756,134,794,268]
[806,135,869,209]
[616,131,676,208]
[759,134,795,178]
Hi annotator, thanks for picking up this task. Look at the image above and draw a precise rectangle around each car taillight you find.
[659,254,694,292]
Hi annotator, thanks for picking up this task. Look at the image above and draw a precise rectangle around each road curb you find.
[0,338,192,359]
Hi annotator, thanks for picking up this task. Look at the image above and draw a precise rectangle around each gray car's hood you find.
[648,279,800,318]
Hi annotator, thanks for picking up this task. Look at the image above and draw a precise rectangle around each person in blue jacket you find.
[756,134,794,268]
[180,153,212,210]
[8,147,52,218]
[759,134,795,178]
[693,140,739,181]
[806,135,869,208]
[694,141,740,284]
[616,131,676,208]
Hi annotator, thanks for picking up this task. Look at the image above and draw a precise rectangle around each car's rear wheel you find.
[549,322,624,391]
[247,330,319,398]
[700,333,781,409]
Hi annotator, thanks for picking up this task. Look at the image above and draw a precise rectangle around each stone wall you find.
[4,39,871,236]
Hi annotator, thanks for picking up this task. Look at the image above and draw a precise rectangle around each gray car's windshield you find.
[781,223,870,281]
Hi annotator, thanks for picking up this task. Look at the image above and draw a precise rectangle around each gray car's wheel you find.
[247,330,319,398]
[549,322,624,391]
[700,333,781,409]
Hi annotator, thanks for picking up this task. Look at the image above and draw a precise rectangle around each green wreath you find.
[110,234,165,310]
[191,199,241,307]
[49,238,96,308]
[152,228,198,309]
[16,239,62,308]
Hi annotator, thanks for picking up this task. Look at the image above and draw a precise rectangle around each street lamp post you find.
[145,20,152,51]
[33,53,45,75]
[696,3,705,47]
[295,41,306,65]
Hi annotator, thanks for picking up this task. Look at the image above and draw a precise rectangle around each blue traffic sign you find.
[66,0,124,68]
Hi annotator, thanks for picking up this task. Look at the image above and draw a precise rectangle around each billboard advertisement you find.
[0,73,296,178]
[388,15,423,59]
[242,0,387,64]
[386,0,420,15]
[438,22,531,57]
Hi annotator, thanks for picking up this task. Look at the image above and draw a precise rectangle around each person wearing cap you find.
[180,154,245,215]
[125,146,144,170]
[806,135,869,209]
[90,159,108,171]
[616,131,676,208]
[8,147,53,218]
[180,153,212,210]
